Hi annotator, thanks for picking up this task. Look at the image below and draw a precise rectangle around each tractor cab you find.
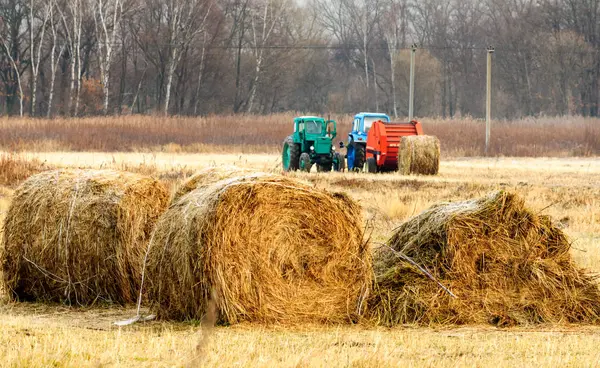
[294,116,336,154]
[347,112,390,170]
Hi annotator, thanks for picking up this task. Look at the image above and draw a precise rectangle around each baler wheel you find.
[367,157,377,173]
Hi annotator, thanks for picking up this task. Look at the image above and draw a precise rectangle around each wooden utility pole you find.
[408,43,417,121]
[486,46,494,155]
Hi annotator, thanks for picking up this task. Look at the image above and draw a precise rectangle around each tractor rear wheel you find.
[333,152,345,172]
[367,157,377,173]
[353,144,366,172]
[282,136,300,171]
[299,153,312,172]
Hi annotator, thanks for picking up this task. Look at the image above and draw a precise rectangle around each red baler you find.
[365,120,423,172]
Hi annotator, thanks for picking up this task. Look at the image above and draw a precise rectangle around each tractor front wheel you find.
[299,153,312,172]
[282,136,300,171]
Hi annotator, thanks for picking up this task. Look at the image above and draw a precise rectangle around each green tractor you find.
[282,116,345,172]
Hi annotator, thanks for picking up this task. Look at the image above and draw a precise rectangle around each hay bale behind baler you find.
[398,135,440,175]
[146,174,372,324]
[369,191,600,326]
[1,169,169,305]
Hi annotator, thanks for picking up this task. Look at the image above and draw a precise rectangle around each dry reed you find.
[0,153,48,187]
[398,135,440,175]
[1,115,599,157]
[1,169,169,305]
[146,173,372,324]
[369,191,600,326]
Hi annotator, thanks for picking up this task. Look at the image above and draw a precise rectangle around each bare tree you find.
[314,0,381,110]
[28,0,51,116]
[47,0,64,117]
[193,31,208,115]
[225,0,251,113]
[0,37,24,116]
[162,0,212,115]
[352,0,381,110]
[246,0,287,113]
[381,0,409,117]
[562,0,600,116]
[0,0,596,118]
[93,0,123,115]
[59,0,84,116]
[360,0,371,107]
[0,0,27,115]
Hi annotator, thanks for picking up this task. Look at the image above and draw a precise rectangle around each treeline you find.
[0,0,598,118]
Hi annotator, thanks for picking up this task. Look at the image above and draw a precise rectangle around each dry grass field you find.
[0,148,599,367]
[0,116,599,367]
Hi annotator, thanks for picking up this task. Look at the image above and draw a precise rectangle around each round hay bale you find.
[398,135,440,175]
[1,169,169,305]
[172,166,255,201]
[146,174,372,323]
[369,191,600,326]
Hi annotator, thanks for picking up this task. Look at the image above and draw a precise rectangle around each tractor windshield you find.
[363,116,388,132]
[304,120,323,134]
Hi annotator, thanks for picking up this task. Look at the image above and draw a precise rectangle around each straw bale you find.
[173,166,255,201]
[370,191,600,326]
[1,169,169,305]
[398,135,440,175]
[146,173,371,324]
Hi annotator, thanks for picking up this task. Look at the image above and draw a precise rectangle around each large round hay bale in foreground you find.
[172,166,255,201]
[398,135,440,175]
[146,174,372,323]
[370,191,600,326]
[1,169,169,305]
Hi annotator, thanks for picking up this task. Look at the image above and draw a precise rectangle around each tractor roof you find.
[296,116,323,120]
[355,112,390,119]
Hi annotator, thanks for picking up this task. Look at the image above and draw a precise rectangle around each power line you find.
[94,41,600,55]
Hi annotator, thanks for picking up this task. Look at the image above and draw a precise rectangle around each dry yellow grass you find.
[0,152,599,366]
[14,151,281,172]
[2,309,600,367]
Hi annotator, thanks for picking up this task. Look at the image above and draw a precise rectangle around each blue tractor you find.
[346,112,391,171]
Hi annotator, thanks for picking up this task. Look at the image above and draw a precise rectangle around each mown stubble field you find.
[0,151,599,367]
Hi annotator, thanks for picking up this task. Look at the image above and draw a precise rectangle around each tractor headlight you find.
[332,146,336,151]
[310,146,314,151]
